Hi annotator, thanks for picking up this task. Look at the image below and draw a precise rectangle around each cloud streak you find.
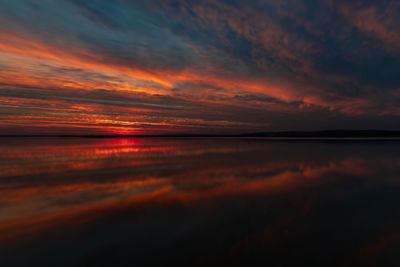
[0,0,399,134]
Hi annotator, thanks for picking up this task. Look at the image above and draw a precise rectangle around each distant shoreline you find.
[1,130,400,138]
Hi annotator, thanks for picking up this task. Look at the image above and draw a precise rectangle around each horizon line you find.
[1,129,400,138]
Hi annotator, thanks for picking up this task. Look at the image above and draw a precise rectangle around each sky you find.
[0,0,399,135]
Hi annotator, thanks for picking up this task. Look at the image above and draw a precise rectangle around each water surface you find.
[0,138,400,266]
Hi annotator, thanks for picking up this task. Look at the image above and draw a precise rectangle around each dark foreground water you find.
[0,138,400,266]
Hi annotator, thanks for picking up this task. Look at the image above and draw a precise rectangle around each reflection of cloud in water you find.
[0,138,400,266]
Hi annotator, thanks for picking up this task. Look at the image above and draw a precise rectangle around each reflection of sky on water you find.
[0,138,400,266]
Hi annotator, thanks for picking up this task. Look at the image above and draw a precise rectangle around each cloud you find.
[0,0,399,133]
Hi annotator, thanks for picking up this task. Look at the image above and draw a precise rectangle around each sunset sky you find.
[0,0,399,135]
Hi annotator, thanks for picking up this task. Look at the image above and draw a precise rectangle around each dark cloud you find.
[0,0,399,134]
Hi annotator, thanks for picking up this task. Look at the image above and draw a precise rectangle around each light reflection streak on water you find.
[0,138,399,266]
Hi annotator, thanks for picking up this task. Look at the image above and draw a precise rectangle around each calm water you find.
[0,138,400,266]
